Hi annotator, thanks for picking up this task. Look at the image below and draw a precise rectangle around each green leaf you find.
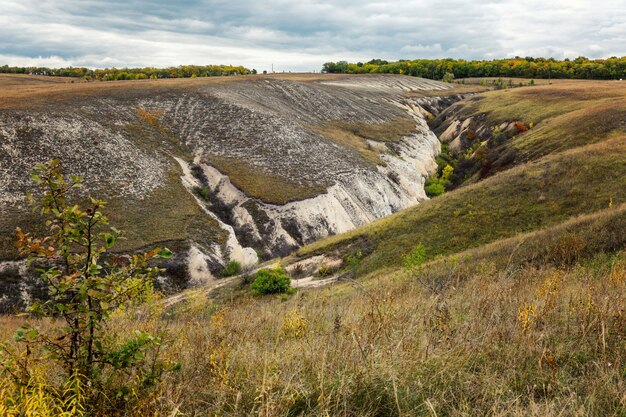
[27,329,38,340]
[159,248,173,259]
[104,233,116,248]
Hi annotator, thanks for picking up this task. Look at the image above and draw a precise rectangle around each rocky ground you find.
[0,73,468,310]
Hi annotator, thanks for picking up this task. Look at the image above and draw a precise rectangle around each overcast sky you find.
[1,0,625,72]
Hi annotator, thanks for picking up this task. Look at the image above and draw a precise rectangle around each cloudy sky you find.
[1,0,625,72]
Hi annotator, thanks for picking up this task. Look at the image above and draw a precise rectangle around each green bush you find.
[317,263,337,277]
[251,267,292,295]
[403,244,427,270]
[222,260,242,277]
[425,178,446,197]
[425,164,454,197]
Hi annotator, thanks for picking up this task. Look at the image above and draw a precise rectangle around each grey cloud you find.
[0,0,624,72]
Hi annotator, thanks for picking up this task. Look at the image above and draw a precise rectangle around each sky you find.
[1,0,625,72]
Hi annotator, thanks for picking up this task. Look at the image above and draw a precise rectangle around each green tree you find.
[442,72,455,82]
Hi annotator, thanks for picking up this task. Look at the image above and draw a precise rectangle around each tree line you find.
[0,64,254,81]
[322,57,626,80]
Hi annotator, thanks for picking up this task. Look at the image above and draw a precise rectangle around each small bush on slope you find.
[251,266,292,295]
[221,260,242,277]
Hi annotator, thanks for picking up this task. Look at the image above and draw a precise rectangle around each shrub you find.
[425,179,445,197]
[317,263,338,277]
[549,233,587,265]
[514,122,528,133]
[222,260,242,277]
[344,251,363,275]
[425,163,454,197]
[251,267,292,295]
[403,244,427,270]
[1,160,174,415]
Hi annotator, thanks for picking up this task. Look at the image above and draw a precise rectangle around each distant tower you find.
[272,63,274,73]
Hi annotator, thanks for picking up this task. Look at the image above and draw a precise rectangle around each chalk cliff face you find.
[0,73,460,309]
[183,105,441,260]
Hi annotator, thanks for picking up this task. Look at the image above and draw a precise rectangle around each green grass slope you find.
[299,80,626,277]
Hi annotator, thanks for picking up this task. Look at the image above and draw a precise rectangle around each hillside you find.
[297,80,626,274]
[0,73,477,308]
[1,77,625,416]
[151,79,625,416]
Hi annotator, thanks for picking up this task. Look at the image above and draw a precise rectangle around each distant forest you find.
[0,64,254,81]
[322,57,626,80]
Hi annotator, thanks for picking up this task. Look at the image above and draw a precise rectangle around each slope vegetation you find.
[299,80,626,275]
[0,73,465,306]
[1,79,625,416]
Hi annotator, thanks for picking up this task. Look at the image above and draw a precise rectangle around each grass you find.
[467,81,626,160]
[104,165,227,253]
[403,82,492,97]
[206,155,331,205]
[2,244,624,415]
[326,115,417,143]
[512,102,626,162]
[308,115,419,167]
[451,80,626,129]
[299,134,626,275]
[161,257,625,416]
[413,204,626,288]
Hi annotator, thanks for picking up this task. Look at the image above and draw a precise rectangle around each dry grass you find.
[309,115,416,167]
[512,101,626,162]
[4,247,624,416]
[459,77,569,86]
[468,80,626,128]
[206,155,331,205]
[403,83,492,97]
[0,73,367,111]
[186,259,623,416]
[326,115,418,143]
[310,124,383,166]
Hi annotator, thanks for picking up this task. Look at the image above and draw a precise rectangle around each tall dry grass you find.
[1,253,625,416]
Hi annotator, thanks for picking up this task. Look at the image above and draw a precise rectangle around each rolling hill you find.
[0,73,475,309]
[1,75,625,415]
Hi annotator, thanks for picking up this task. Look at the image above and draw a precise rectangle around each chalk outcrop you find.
[0,74,462,309]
